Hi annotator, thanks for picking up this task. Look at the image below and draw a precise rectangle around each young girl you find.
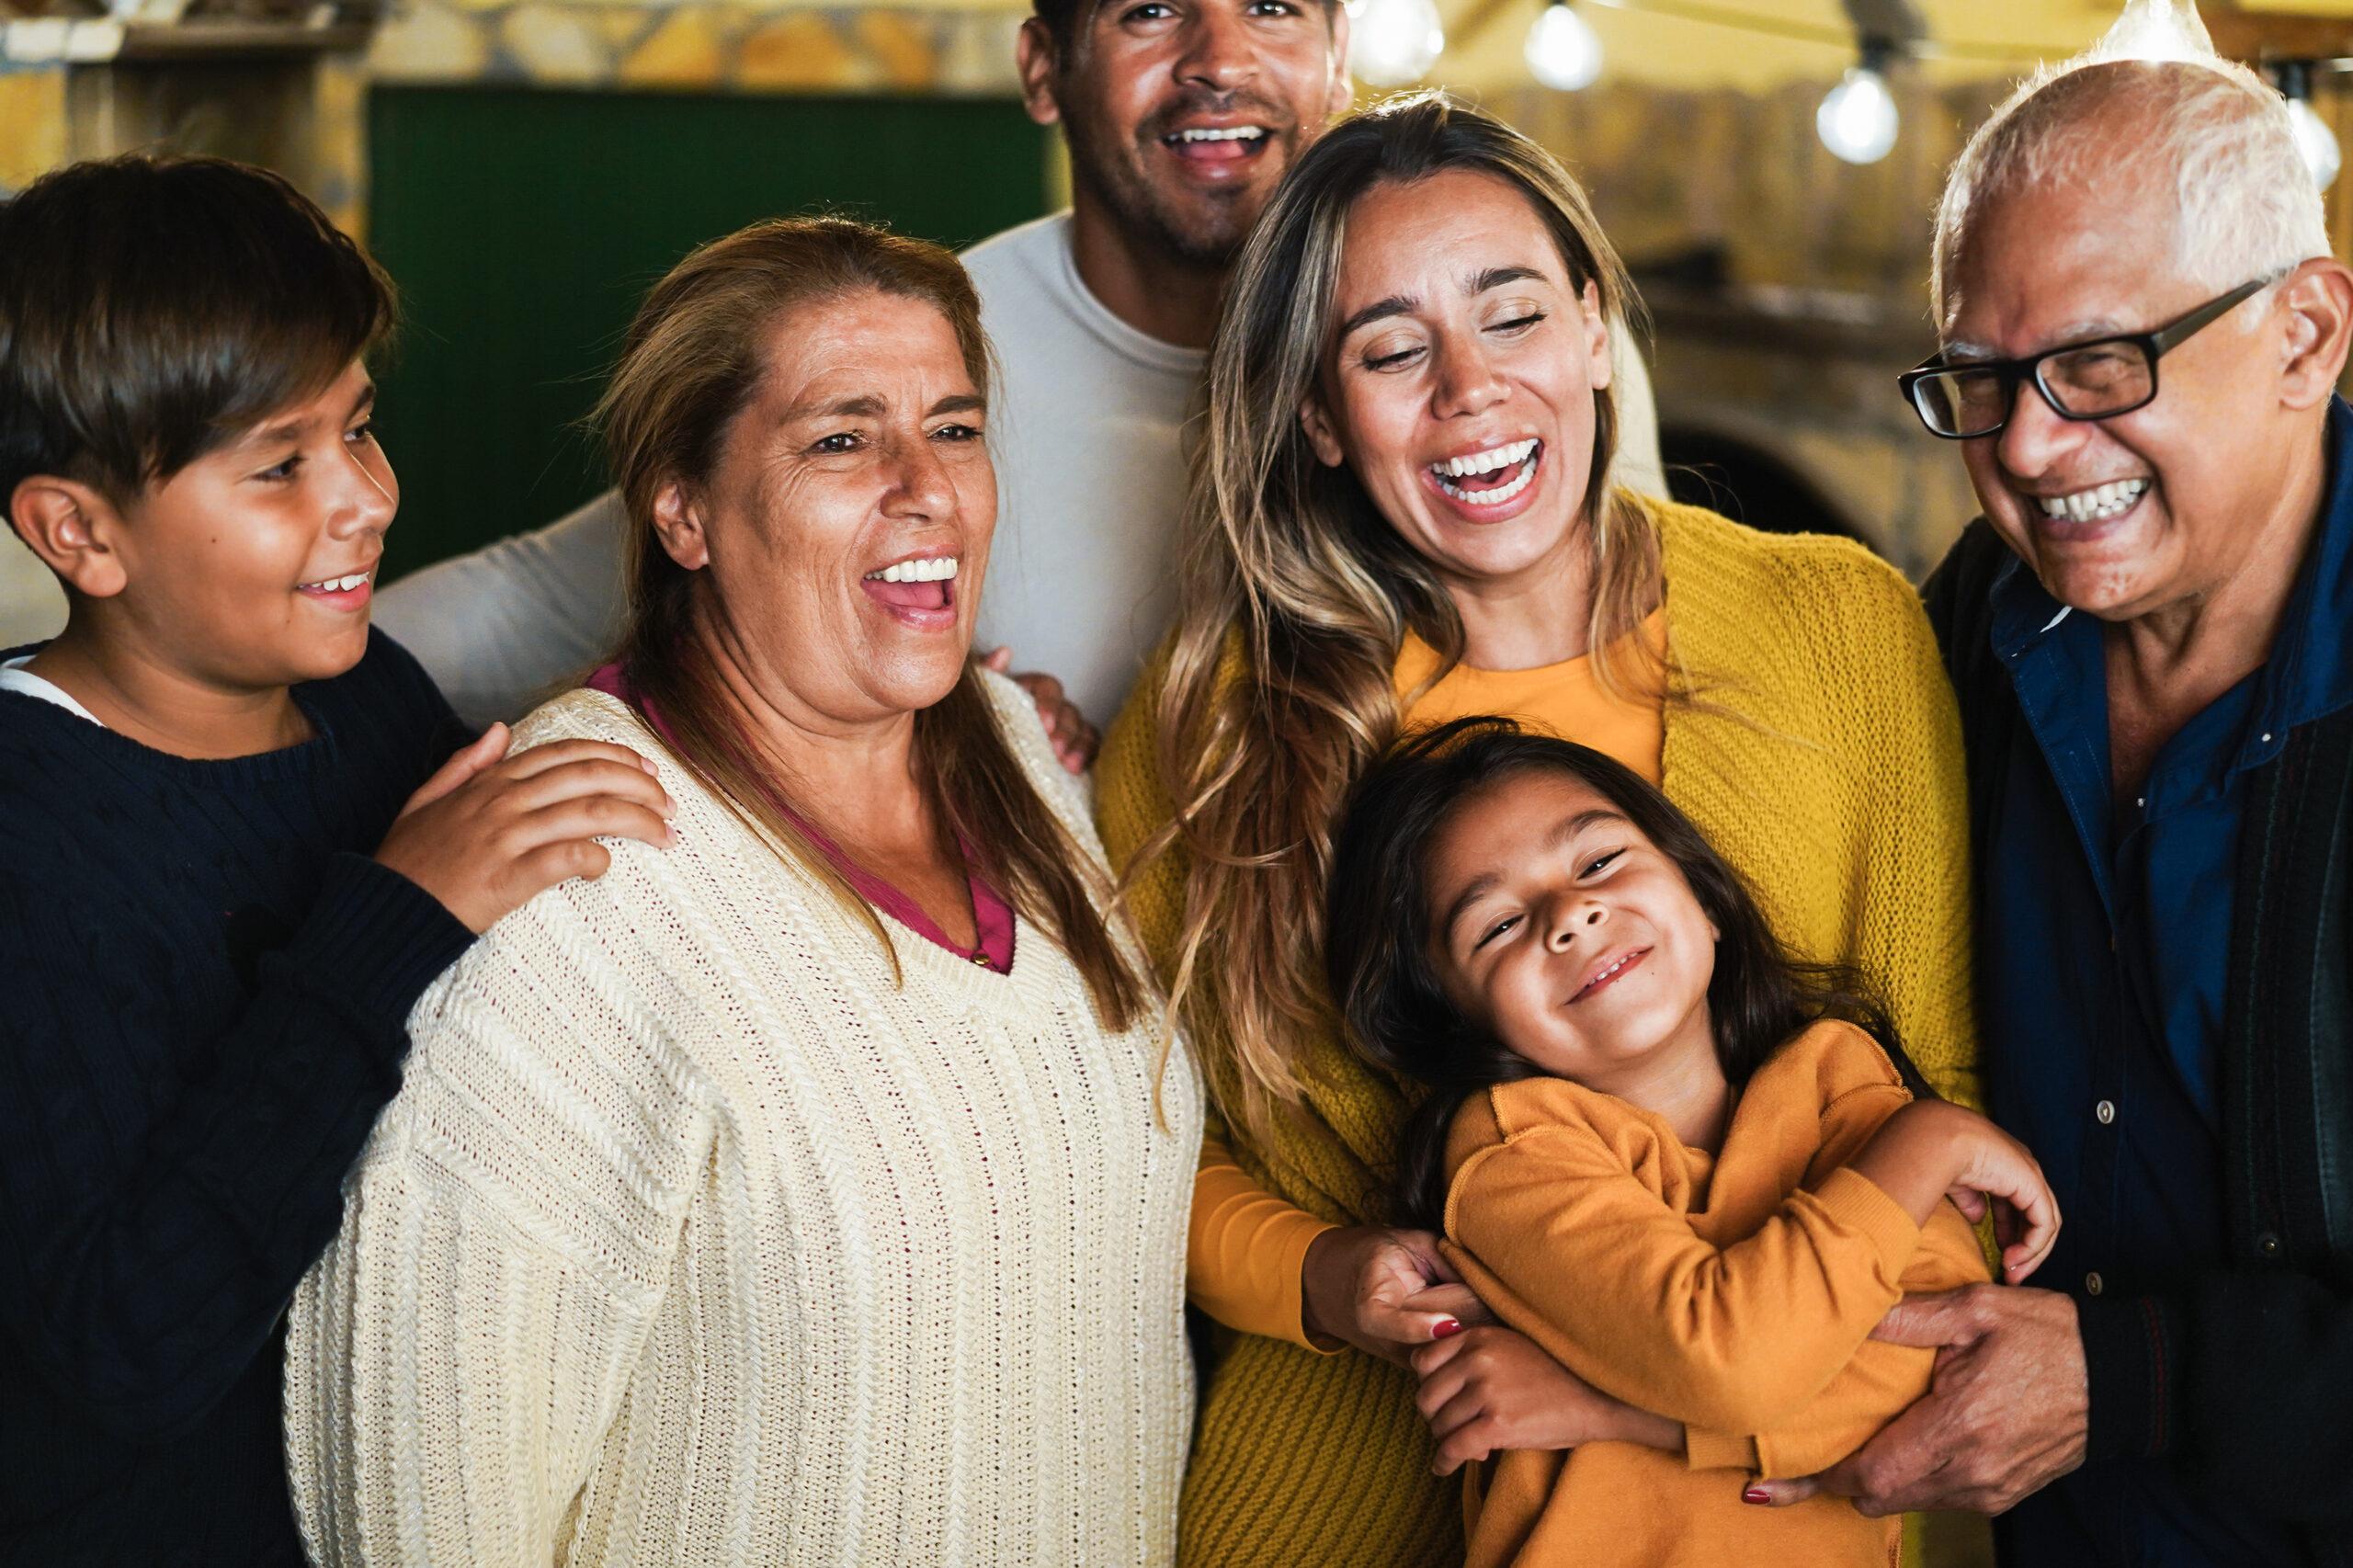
[1324,718,2058,1568]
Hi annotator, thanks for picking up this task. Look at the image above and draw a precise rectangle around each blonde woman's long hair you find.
[1137,93,1660,1142]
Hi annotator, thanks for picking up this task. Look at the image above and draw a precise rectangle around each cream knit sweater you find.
[283,674,1202,1567]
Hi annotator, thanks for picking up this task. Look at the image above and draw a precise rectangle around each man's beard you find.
[1061,91,1296,272]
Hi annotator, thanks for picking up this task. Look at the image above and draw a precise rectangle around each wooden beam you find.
[2208,10,2353,61]
[0,14,368,59]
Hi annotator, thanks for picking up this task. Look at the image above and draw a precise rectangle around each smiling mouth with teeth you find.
[864,556,960,585]
[861,555,961,616]
[1163,125,1268,163]
[2037,478,2148,525]
[1430,438,1541,507]
[1568,946,1648,1003]
[297,571,371,596]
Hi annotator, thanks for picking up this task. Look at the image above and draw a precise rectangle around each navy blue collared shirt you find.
[1982,399,2353,1568]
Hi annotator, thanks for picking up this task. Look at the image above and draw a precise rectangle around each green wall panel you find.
[366,87,1051,578]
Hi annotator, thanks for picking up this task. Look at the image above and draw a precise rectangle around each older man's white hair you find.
[1931,0,2330,321]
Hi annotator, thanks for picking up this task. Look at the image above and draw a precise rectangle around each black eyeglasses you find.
[1898,275,2278,439]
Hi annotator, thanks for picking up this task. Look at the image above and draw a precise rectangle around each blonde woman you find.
[1097,95,1978,1567]
[286,218,1201,1565]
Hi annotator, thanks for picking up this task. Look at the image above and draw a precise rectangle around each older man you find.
[1762,51,2353,1568]
[369,0,1669,729]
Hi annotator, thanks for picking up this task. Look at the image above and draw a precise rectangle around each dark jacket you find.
[1925,518,2353,1562]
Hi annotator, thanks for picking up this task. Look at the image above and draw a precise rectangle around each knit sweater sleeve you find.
[285,722,718,1566]
[0,825,471,1438]
[1189,1133,1330,1348]
[1802,546,1983,1111]
[1657,507,1981,1114]
[1097,644,1341,1350]
[1441,1132,1923,1436]
[1096,639,1188,982]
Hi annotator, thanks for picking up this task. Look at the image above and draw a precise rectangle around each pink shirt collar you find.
[585,662,1015,973]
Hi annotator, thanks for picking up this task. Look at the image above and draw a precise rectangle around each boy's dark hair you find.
[1324,717,1925,1231]
[0,153,395,509]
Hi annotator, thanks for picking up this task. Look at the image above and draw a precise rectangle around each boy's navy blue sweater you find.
[0,632,475,1566]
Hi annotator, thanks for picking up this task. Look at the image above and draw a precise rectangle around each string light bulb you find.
[1525,2,1603,92]
[1348,0,1444,85]
[1816,40,1900,165]
[2277,61,2341,192]
[2097,0,2211,65]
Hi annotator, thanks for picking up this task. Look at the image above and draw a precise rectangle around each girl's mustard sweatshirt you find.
[1441,1019,1989,1568]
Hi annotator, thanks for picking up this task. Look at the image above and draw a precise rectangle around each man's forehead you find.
[1943,178,2186,347]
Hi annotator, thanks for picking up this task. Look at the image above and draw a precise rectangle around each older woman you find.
[1096,96,1979,1567]
[285,218,1202,1565]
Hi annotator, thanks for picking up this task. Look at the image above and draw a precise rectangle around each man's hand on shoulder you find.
[1750,1284,2087,1516]
[982,646,1097,774]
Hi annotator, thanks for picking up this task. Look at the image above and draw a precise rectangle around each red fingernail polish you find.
[1431,1318,1464,1339]
[1742,1488,1769,1506]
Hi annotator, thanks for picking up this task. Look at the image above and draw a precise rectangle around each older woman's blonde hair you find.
[1133,93,1659,1141]
[595,216,1145,1030]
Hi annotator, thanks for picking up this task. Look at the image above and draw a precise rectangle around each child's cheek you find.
[1491,960,1558,1062]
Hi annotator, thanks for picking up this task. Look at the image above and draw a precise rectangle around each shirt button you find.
[2262,733,2274,744]
[2085,1271,2105,1296]
[2258,1233,2283,1258]
[2135,796,2145,809]
[2095,1098,2116,1125]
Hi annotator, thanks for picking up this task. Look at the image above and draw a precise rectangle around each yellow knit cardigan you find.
[1095,495,1981,1568]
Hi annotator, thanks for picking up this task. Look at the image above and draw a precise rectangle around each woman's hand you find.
[981,647,1097,774]
[376,726,676,934]
[1299,1225,1493,1363]
[1410,1326,1682,1475]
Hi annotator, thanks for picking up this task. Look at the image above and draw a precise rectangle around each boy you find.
[0,155,673,1564]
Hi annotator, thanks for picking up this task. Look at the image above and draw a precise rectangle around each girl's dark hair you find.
[1325,717,1921,1231]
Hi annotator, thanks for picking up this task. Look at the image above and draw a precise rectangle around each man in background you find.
[376,0,1667,729]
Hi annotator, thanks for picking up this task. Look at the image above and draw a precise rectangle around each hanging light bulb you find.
[1348,0,1444,85]
[2290,98,2342,190]
[1816,40,1900,165]
[1525,2,1602,92]
[2097,0,2211,65]
[2278,61,2342,191]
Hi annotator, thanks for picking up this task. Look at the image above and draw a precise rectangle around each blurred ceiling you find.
[1372,0,2353,98]
[1437,0,2119,91]
[818,0,2353,93]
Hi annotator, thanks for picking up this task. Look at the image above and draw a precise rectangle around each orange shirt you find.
[1439,1021,1989,1568]
[1187,612,1674,1346]
[1394,608,1669,783]
[1188,1137,1332,1343]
